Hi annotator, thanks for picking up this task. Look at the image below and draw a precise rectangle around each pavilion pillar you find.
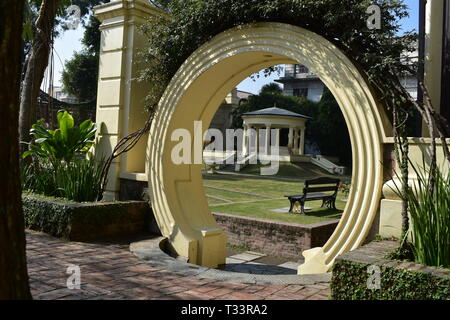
[294,128,300,154]
[254,127,259,155]
[299,127,306,155]
[288,127,294,148]
[265,124,271,155]
[242,124,248,156]
[275,128,280,148]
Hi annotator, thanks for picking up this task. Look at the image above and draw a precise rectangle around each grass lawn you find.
[203,172,346,225]
[233,162,349,180]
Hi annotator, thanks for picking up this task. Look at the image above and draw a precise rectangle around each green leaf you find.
[22,150,34,159]
[57,110,75,141]
[35,138,48,144]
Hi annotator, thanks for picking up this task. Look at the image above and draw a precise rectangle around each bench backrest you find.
[303,177,340,196]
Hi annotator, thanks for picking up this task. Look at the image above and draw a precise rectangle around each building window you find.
[295,65,309,74]
[293,88,308,98]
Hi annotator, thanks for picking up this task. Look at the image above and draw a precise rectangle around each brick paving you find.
[26,231,330,300]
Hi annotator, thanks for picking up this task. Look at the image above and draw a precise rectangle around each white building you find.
[209,88,253,136]
[50,86,78,104]
[276,47,419,101]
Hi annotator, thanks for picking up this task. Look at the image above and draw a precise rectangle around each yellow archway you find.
[146,22,390,274]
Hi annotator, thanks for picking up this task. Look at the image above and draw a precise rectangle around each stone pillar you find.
[293,128,300,153]
[299,128,306,155]
[265,124,271,155]
[255,127,259,155]
[288,127,294,147]
[242,124,248,156]
[275,128,280,148]
[423,0,445,136]
[94,0,164,200]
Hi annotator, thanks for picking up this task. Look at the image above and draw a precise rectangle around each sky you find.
[51,0,420,94]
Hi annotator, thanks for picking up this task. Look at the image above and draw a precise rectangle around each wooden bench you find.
[285,177,340,215]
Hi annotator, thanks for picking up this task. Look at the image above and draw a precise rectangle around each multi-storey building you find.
[276,48,419,101]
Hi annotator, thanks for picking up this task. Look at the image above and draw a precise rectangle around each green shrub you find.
[406,166,450,268]
[22,193,152,240]
[22,157,104,202]
[331,260,450,300]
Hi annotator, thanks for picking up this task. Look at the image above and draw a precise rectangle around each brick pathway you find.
[26,231,330,300]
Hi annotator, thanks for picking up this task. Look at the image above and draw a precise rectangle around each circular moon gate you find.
[147,23,387,274]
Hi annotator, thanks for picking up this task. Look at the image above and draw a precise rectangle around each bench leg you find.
[332,198,337,210]
[300,200,306,215]
[288,199,295,213]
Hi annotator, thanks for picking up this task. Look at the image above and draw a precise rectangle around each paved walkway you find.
[27,232,330,300]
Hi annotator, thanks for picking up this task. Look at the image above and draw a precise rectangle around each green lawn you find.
[237,162,333,179]
[203,173,346,225]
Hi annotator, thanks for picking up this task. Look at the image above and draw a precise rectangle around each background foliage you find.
[140,0,416,116]
[61,9,104,102]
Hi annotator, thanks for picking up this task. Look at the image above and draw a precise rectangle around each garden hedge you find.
[331,240,450,300]
[22,193,156,241]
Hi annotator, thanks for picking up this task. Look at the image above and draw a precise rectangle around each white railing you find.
[311,155,346,175]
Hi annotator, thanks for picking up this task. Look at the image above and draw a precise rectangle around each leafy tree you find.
[140,0,416,109]
[20,0,62,158]
[260,83,283,95]
[19,0,107,157]
[314,88,352,165]
[61,50,99,102]
[0,0,32,300]
[61,14,101,102]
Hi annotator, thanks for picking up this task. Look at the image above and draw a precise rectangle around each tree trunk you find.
[0,0,32,300]
[19,0,60,157]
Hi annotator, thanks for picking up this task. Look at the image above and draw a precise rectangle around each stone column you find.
[299,128,306,155]
[275,128,280,148]
[265,124,271,155]
[242,124,248,156]
[294,128,300,154]
[253,127,258,155]
[94,0,164,200]
[288,127,294,147]
[423,0,445,136]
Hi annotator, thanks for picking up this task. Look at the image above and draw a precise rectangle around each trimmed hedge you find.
[331,241,450,300]
[22,193,155,241]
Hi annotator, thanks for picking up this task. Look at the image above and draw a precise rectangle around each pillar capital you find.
[94,0,164,24]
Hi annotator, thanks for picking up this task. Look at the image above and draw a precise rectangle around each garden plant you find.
[21,110,103,202]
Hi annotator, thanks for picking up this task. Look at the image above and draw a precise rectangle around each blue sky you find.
[52,0,419,94]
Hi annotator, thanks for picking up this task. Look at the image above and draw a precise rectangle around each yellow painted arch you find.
[146,22,390,274]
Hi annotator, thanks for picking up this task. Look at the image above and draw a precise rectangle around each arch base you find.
[298,247,330,275]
